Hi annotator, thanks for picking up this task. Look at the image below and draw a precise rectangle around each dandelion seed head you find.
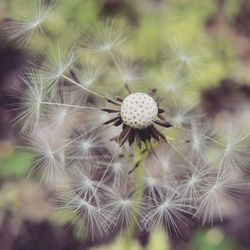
[120,93,158,129]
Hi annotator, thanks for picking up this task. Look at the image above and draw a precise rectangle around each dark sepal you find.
[135,132,142,149]
[106,98,122,106]
[119,127,132,146]
[151,125,167,142]
[154,120,172,128]
[116,125,131,146]
[128,129,136,145]
[157,113,167,121]
[148,88,157,97]
[113,117,123,126]
[158,108,165,114]
[116,96,124,102]
[101,108,120,113]
[103,116,121,125]
[150,125,160,141]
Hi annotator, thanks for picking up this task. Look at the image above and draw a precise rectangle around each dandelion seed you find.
[213,122,250,172]
[11,71,45,133]
[177,120,214,162]
[74,63,103,88]
[104,191,143,232]
[67,165,114,206]
[66,126,112,169]
[178,163,211,206]
[81,19,128,53]
[143,189,194,235]
[154,68,188,97]
[110,158,130,188]
[165,42,208,78]
[196,170,246,226]
[111,56,143,87]
[4,0,57,45]
[57,189,111,239]
[41,45,76,93]
[25,128,66,186]
[167,101,199,127]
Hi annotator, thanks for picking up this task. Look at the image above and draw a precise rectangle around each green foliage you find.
[0,150,33,177]
[190,229,236,250]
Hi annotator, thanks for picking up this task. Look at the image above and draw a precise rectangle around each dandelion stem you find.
[62,74,106,99]
[41,101,100,110]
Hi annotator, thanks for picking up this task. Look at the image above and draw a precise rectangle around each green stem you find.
[124,143,148,248]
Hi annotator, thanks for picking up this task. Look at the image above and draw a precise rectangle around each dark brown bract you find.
[102,89,172,147]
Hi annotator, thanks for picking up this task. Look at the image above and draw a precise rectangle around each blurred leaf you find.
[0,150,33,177]
[147,229,170,250]
[190,229,236,250]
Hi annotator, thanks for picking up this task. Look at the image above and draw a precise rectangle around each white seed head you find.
[120,93,158,129]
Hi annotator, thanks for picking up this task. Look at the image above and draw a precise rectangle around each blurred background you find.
[0,0,250,249]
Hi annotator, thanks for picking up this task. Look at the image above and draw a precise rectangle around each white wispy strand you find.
[104,191,144,232]
[110,159,128,188]
[81,19,128,53]
[212,122,250,172]
[178,164,211,206]
[196,170,246,226]
[73,63,104,88]
[143,189,194,235]
[167,101,199,127]
[52,123,104,154]
[41,45,76,92]
[57,189,111,239]
[39,44,107,100]
[4,0,56,45]
[11,71,45,133]
[155,68,188,96]
[179,120,214,162]
[66,126,111,169]
[165,41,208,78]
[25,128,66,186]
[67,165,113,207]
[111,56,143,87]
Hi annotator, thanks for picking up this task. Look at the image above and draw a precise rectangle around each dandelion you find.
[5,0,250,243]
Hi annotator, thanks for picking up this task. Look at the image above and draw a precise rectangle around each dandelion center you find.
[120,93,158,129]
